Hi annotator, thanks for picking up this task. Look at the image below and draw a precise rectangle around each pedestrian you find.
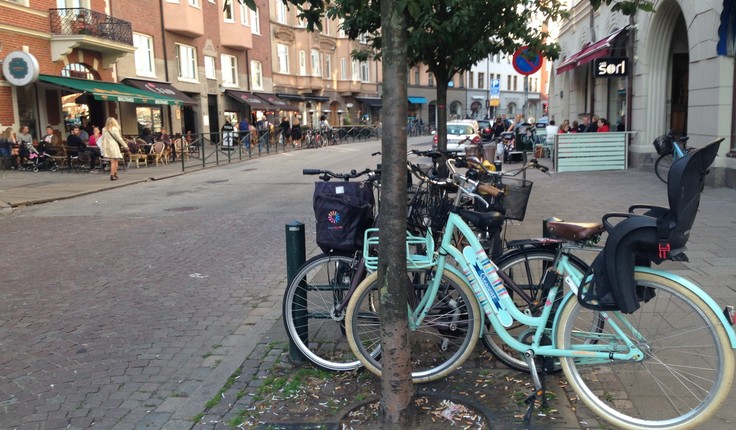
[558,119,571,133]
[0,127,15,161]
[291,117,302,148]
[279,116,291,144]
[238,116,250,146]
[99,117,128,181]
[596,118,610,132]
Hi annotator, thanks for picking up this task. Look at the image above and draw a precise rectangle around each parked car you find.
[457,119,480,133]
[432,122,481,152]
[477,119,493,141]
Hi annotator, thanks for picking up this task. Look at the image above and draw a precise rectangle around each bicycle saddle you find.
[457,209,505,231]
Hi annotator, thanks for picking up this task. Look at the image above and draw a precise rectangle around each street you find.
[1,138,735,429]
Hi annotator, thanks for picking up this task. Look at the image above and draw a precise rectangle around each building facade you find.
[551,0,736,186]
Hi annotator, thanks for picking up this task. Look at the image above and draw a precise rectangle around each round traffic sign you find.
[512,46,542,76]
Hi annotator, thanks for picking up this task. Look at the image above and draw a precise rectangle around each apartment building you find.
[551,0,735,186]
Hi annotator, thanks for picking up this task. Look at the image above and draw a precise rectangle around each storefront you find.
[121,78,199,135]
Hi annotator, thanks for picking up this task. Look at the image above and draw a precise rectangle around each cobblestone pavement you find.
[1,139,735,429]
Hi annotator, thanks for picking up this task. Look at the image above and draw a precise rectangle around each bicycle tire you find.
[481,247,592,372]
[654,153,673,184]
[282,253,364,371]
[346,269,481,383]
[555,270,734,429]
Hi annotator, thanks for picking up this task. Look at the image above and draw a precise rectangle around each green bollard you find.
[285,221,306,363]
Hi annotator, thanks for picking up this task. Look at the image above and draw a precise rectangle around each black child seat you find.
[579,139,723,314]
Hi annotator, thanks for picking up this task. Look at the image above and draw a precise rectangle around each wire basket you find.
[363,228,436,271]
[500,177,533,221]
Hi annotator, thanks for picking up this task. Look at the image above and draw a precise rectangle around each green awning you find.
[408,96,428,104]
[39,74,182,106]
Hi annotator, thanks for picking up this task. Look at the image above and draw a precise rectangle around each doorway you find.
[207,94,219,143]
[183,105,197,135]
[670,52,688,137]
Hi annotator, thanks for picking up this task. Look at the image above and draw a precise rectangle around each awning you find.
[557,26,630,74]
[408,96,428,104]
[225,90,275,111]
[121,78,198,105]
[255,93,299,111]
[356,97,382,107]
[38,74,182,105]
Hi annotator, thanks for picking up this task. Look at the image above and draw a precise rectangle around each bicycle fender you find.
[636,266,736,348]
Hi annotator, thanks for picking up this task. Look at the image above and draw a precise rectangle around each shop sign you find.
[2,51,40,86]
[594,57,628,77]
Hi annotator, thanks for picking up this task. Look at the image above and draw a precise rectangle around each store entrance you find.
[207,94,219,143]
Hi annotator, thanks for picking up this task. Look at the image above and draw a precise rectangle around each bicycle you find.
[653,130,691,184]
[345,139,736,428]
[282,167,381,371]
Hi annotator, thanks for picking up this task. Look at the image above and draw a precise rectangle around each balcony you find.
[49,8,135,69]
[295,75,324,91]
[162,1,204,38]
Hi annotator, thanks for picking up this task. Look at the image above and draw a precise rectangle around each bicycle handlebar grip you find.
[302,169,322,175]
[477,183,504,198]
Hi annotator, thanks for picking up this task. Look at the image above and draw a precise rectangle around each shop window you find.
[136,106,162,134]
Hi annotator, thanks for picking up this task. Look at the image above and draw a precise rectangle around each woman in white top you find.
[100,117,128,181]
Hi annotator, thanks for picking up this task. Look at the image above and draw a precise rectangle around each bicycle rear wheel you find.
[282,253,363,371]
[481,247,591,372]
[655,153,673,183]
[555,271,734,429]
[346,269,481,383]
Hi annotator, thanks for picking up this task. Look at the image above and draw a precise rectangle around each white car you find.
[432,122,481,152]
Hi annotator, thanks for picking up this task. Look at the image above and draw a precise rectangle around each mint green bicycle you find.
[345,139,735,429]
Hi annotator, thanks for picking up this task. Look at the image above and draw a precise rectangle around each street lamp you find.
[337,109,344,126]
[309,109,315,128]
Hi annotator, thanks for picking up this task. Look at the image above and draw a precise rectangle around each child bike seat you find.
[580,139,723,313]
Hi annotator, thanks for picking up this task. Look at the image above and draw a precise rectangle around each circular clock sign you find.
[2,51,40,86]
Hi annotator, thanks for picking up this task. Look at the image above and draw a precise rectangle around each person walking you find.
[0,127,15,168]
[99,117,128,181]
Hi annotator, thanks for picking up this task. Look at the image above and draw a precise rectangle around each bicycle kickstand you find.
[522,350,549,424]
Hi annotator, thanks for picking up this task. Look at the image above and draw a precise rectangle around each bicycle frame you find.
[410,210,645,362]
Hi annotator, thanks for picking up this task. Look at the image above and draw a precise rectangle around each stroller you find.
[19,147,59,172]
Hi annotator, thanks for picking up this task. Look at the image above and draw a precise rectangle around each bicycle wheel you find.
[655,153,673,184]
[555,271,734,429]
[481,247,591,372]
[282,253,364,371]
[346,269,481,383]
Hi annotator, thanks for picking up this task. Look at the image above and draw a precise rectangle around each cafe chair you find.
[127,140,148,168]
[150,141,166,166]
[173,139,189,161]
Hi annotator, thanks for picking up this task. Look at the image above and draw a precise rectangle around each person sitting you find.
[139,127,154,145]
[72,13,93,35]
[66,125,88,168]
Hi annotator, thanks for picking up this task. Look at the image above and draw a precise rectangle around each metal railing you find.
[49,8,133,46]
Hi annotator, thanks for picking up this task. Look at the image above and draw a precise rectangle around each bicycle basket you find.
[313,181,375,253]
[652,135,673,156]
[500,177,533,221]
[363,228,436,271]
[406,186,452,238]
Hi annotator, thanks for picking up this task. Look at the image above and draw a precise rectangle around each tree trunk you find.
[378,0,415,428]
[435,77,449,152]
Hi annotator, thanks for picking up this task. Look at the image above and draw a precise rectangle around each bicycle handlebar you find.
[302,168,377,182]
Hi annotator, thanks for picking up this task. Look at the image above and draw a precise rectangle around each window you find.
[351,59,360,81]
[57,0,89,6]
[428,73,434,87]
[340,58,347,80]
[324,54,332,79]
[221,54,237,86]
[132,33,155,76]
[277,43,290,73]
[311,49,321,77]
[176,43,198,81]
[187,0,198,6]
[512,76,518,91]
[360,61,370,82]
[299,50,306,75]
[414,68,419,85]
[223,0,234,22]
[204,56,216,80]
[276,1,287,24]
[322,16,330,35]
[239,3,249,25]
[358,33,368,44]
[6,0,30,6]
[251,6,260,34]
[507,75,511,90]
[338,19,346,38]
[468,72,474,88]
[478,72,485,89]
[250,60,263,90]
[61,63,94,80]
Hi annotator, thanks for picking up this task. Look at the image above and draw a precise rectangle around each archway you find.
[449,101,463,120]
[643,0,688,147]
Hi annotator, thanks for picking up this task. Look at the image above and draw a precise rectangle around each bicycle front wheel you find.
[282,253,363,371]
[481,247,591,372]
[655,153,673,184]
[555,271,734,429]
[346,269,481,383]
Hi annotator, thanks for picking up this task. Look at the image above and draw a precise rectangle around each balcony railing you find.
[49,8,133,46]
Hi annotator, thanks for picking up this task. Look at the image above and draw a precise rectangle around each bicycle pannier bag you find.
[313,181,374,253]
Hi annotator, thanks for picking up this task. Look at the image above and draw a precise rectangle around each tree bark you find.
[378,0,415,427]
